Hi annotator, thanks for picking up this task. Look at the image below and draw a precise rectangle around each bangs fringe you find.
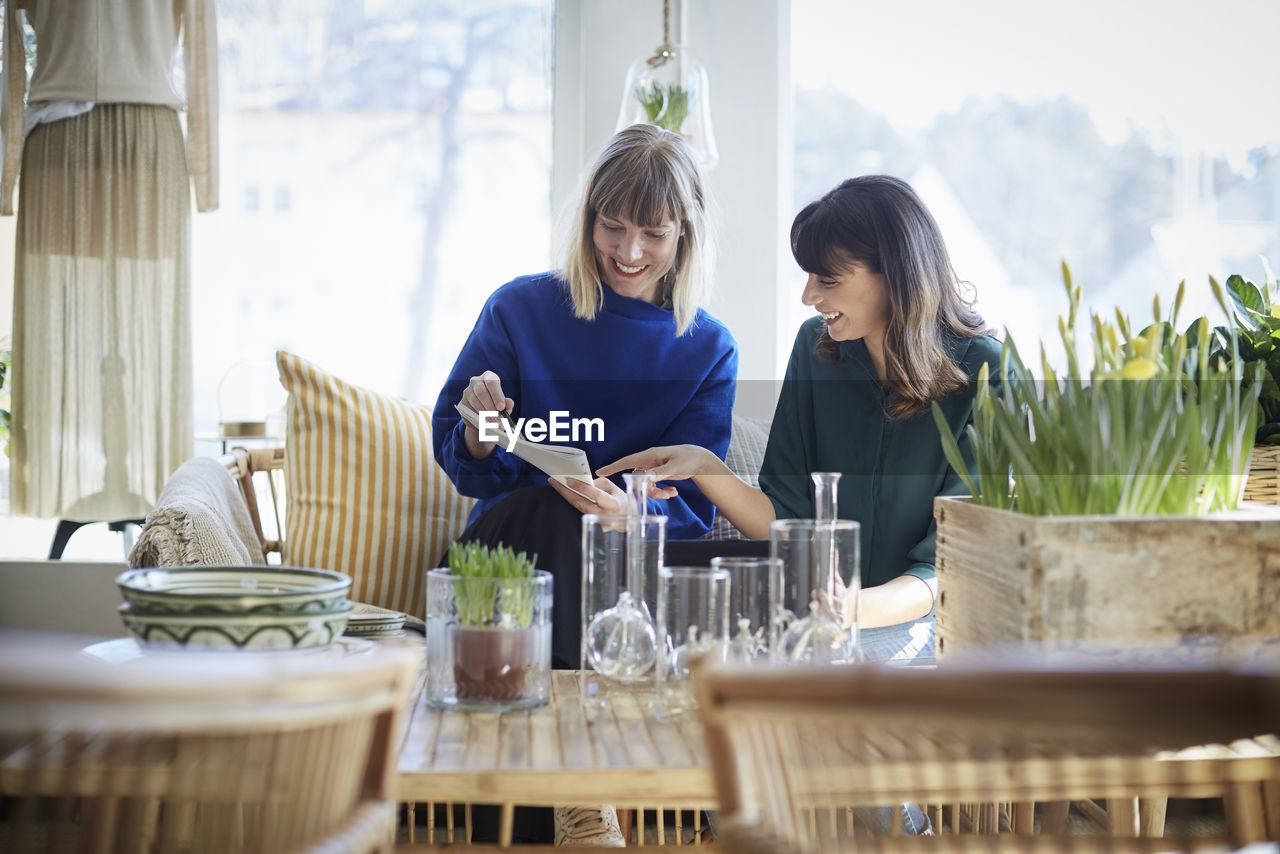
[590,156,682,227]
[791,203,857,277]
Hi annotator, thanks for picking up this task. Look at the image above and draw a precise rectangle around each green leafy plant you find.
[447,541,538,629]
[0,343,10,458]
[635,81,690,133]
[1210,273,1280,445]
[933,264,1260,516]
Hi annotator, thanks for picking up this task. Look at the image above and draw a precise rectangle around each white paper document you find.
[454,402,594,485]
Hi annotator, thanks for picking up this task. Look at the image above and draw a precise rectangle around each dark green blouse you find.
[759,317,1001,592]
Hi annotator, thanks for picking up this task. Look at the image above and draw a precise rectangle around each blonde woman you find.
[432,124,737,846]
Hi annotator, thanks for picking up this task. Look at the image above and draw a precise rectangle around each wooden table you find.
[396,669,717,844]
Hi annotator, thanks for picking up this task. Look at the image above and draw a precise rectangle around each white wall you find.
[553,0,791,419]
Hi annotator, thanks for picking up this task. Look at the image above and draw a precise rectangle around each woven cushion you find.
[704,413,772,540]
[276,351,474,619]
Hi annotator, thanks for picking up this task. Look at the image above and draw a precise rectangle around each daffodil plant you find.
[934,264,1261,517]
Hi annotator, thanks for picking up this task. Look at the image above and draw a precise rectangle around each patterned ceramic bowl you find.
[118,601,353,650]
[116,566,351,617]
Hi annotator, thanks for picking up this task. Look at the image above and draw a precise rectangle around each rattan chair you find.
[695,658,1280,853]
[224,445,286,560]
[0,633,418,853]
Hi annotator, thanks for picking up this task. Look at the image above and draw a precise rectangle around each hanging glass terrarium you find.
[615,0,718,171]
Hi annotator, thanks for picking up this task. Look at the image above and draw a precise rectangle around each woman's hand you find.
[822,572,859,630]
[547,474,628,515]
[596,445,719,499]
[460,370,514,460]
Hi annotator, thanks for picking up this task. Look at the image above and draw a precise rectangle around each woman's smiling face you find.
[592,211,681,304]
[800,255,891,343]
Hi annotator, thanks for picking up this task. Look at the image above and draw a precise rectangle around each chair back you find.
[224,445,286,560]
[0,634,418,853]
[695,658,1280,851]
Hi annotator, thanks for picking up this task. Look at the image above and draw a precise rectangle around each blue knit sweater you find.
[432,273,738,539]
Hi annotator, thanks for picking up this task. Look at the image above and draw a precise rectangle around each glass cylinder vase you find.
[580,513,667,705]
[711,555,781,663]
[769,519,860,664]
[655,564,729,717]
[425,568,553,712]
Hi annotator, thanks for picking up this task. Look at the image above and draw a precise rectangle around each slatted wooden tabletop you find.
[395,670,717,809]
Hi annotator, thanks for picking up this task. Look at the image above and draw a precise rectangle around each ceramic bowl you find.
[116,566,351,616]
[118,601,353,650]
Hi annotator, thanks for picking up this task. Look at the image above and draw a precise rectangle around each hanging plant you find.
[635,81,690,134]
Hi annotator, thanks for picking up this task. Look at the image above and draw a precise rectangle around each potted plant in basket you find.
[928,265,1275,654]
[425,543,553,711]
[1207,272,1280,502]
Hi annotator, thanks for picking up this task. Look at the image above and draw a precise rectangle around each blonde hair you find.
[558,124,713,336]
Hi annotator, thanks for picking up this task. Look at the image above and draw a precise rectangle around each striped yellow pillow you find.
[276,350,474,619]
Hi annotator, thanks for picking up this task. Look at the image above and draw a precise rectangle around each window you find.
[792,0,1280,364]
[196,0,554,431]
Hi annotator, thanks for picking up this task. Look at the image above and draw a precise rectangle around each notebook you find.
[454,402,593,485]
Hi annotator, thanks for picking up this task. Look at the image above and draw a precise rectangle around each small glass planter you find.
[425,568,553,712]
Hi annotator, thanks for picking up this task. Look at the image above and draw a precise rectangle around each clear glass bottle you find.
[811,471,841,522]
[623,470,652,519]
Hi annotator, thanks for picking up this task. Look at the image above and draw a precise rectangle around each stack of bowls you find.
[116,566,353,651]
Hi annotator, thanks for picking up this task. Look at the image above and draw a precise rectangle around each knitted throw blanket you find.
[128,457,267,567]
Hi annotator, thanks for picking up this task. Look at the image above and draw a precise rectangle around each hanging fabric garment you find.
[1,0,218,521]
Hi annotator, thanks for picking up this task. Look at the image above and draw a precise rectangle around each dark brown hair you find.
[791,175,988,418]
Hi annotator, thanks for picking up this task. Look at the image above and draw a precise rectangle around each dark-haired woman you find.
[601,174,1000,664]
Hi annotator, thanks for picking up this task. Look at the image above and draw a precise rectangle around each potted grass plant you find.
[425,542,552,711]
[929,265,1276,654]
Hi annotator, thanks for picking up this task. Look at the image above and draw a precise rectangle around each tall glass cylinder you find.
[622,470,652,519]
[655,565,729,717]
[811,471,841,522]
[580,513,666,704]
[769,519,860,663]
[711,556,780,663]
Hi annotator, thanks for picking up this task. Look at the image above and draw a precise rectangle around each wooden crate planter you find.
[933,495,1280,657]
[1244,445,1280,504]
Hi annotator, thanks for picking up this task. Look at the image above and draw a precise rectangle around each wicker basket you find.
[1244,444,1280,504]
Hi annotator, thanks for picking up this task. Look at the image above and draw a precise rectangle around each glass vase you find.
[769,519,860,664]
[580,513,666,706]
[425,568,552,712]
[711,555,780,663]
[655,564,729,718]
